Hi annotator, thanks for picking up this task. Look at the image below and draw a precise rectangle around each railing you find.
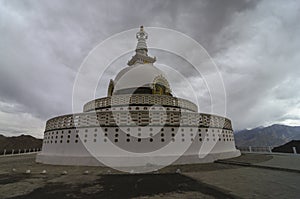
[45,111,233,132]
[237,146,298,154]
[238,146,273,153]
[0,148,42,156]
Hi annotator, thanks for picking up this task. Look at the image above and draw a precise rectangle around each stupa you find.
[36,26,240,167]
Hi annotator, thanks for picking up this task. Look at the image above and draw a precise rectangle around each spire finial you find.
[127,26,156,66]
[136,25,148,41]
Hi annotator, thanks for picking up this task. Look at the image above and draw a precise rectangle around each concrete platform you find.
[0,153,299,199]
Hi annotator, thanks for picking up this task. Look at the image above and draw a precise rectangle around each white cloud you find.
[0,0,299,136]
[0,108,44,138]
[213,0,300,129]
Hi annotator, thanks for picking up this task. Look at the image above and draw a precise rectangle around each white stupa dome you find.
[113,63,171,95]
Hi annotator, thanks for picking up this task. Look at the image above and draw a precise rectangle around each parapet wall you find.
[83,94,198,112]
[45,108,232,132]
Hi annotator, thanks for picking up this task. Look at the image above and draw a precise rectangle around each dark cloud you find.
[0,0,299,136]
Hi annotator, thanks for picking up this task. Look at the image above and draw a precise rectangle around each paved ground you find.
[0,153,299,199]
[217,153,300,172]
[256,153,300,171]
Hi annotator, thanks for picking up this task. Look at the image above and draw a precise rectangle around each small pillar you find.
[18,149,21,154]
[3,149,6,156]
[293,147,297,154]
[249,146,252,152]
[268,146,272,153]
[12,149,14,155]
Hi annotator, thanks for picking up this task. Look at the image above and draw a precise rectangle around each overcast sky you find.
[1,0,300,138]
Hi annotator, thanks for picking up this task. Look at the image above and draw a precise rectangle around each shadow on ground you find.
[9,173,238,199]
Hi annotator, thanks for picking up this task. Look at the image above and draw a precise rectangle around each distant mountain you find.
[234,124,300,147]
[0,134,42,154]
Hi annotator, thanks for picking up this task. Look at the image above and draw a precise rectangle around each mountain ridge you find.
[234,124,300,147]
[0,134,42,154]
